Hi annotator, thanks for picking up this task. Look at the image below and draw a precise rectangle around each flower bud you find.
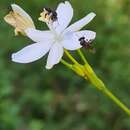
[72,64,85,78]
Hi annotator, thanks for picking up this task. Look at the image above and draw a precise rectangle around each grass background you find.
[0,0,130,130]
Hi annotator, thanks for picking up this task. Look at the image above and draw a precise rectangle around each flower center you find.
[55,34,63,43]
[47,23,63,43]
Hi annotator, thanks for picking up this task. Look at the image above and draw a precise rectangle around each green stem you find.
[61,59,73,70]
[61,59,85,78]
[63,49,130,116]
[64,49,79,65]
[84,62,130,116]
[103,88,130,116]
[77,49,130,115]
[77,49,88,64]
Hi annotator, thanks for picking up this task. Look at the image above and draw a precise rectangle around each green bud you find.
[72,64,85,78]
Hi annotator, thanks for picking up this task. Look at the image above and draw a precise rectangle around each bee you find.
[40,8,57,23]
[79,37,96,53]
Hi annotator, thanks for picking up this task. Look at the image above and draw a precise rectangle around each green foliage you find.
[0,0,130,130]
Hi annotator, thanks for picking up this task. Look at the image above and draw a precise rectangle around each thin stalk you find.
[77,49,88,64]
[64,49,79,65]
[61,59,85,78]
[84,62,130,116]
[103,87,130,116]
[63,49,130,116]
[61,59,73,70]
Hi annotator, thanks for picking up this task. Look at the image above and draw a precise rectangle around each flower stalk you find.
[62,49,130,116]
[61,59,73,70]
[84,63,130,116]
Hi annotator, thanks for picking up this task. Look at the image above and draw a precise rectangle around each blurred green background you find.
[0,0,130,130]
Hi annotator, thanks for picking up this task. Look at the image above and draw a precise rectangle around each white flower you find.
[4,4,35,35]
[11,1,96,69]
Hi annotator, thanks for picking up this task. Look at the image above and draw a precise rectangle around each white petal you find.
[63,30,96,50]
[11,4,34,24]
[46,43,64,69]
[75,30,96,41]
[25,28,54,42]
[62,32,82,50]
[55,1,73,33]
[64,12,96,33]
[12,42,52,63]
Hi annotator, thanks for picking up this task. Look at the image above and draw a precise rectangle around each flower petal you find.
[75,30,96,41]
[64,12,96,33]
[46,43,63,69]
[62,30,96,50]
[62,32,82,50]
[12,42,52,63]
[55,1,73,33]
[25,28,54,42]
[11,4,34,25]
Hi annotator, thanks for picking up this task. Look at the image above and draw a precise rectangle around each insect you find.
[79,37,96,53]
[42,8,57,23]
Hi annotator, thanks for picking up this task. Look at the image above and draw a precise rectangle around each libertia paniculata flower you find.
[4,1,96,69]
